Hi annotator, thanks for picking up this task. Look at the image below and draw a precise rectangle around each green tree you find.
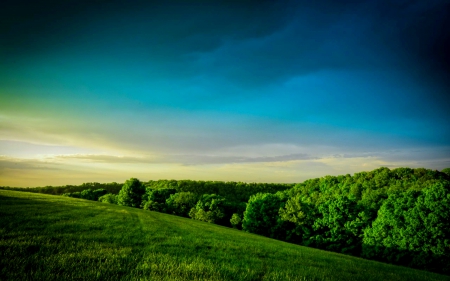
[73,188,107,201]
[310,196,369,255]
[230,213,242,229]
[92,188,107,201]
[242,192,290,240]
[362,181,450,274]
[98,193,117,204]
[279,193,316,244]
[189,194,227,224]
[80,189,95,200]
[62,192,81,198]
[165,192,198,217]
[441,168,450,176]
[142,188,177,212]
[117,178,145,208]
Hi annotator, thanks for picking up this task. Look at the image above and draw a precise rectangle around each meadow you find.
[1,190,448,281]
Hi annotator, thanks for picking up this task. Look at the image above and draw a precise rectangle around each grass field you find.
[1,190,448,281]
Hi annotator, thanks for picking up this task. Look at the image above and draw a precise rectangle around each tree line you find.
[0,182,123,195]
[63,180,292,229]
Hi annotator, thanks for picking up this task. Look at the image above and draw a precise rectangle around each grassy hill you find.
[1,190,448,281]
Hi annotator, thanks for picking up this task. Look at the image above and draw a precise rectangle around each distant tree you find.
[117,178,145,208]
[62,192,81,198]
[142,188,177,212]
[441,168,450,176]
[80,189,95,200]
[189,194,227,224]
[98,193,117,204]
[230,213,242,229]
[165,192,198,217]
[242,192,291,240]
[92,189,108,201]
[62,188,107,201]
[143,179,291,203]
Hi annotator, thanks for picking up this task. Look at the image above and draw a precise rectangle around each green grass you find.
[0,190,448,281]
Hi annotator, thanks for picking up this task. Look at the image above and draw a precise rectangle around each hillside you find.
[1,190,448,281]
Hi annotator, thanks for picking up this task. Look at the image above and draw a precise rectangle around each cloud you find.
[0,156,60,173]
[169,153,317,166]
[51,154,154,164]
[47,152,315,165]
[47,148,448,167]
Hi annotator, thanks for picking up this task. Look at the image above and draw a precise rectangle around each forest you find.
[2,167,449,275]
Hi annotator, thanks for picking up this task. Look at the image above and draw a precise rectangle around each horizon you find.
[1,1,450,187]
[1,166,449,189]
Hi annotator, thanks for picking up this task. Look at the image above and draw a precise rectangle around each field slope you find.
[0,190,448,281]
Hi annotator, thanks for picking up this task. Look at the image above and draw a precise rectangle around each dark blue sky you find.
[1,0,449,186]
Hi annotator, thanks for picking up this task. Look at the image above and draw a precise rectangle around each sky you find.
[1,0,450,187]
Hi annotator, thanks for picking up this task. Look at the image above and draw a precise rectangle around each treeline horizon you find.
[2,167,450,275]
[0,181,124,195]
[0,180,294,196]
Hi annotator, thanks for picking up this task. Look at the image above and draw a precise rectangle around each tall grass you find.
[1,190,448,281]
